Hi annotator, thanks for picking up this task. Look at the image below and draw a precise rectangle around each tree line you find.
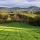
[0,13,40,26]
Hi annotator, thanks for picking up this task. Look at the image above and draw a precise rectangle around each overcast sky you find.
[0,0,40,7]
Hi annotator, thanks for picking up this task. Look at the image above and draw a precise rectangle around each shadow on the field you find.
[0,22,39,28]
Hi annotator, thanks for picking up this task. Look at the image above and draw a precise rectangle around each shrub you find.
[0,13,8,23]
[29,15,40,26]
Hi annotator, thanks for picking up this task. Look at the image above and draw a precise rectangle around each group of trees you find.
[28,16,40,26]
[0,13,8,23]
[17,14,40,26]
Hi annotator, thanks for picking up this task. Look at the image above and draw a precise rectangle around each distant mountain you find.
[0,7,5,9]
[28,6,40,10]
[10,6,40,10]
[0,6,40,10]
[0,7,8,9]
[12,7,21,9]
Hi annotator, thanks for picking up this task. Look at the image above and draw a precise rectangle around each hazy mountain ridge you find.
[0,6,40,10]
[0,6,40,8]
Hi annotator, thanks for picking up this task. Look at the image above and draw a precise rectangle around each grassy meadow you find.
[0,22,40,40]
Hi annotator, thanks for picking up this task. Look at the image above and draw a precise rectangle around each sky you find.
[0,0,40,8]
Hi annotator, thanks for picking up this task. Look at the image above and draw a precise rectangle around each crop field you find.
[0,22,40,40]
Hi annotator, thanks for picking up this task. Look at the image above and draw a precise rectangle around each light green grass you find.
[0,22,40,40]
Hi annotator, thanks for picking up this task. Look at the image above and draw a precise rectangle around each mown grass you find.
[0,22,40,40]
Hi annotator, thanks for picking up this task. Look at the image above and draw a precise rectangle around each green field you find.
[0,22,40,40]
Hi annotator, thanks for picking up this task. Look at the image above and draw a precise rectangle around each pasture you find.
[0,22,40,40]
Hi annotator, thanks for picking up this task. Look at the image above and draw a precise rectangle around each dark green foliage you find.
[29,16,40,26]
[0,14,8,23]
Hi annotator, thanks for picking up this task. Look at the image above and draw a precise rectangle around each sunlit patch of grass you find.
[22,13,37,18]
[0,26,40,40]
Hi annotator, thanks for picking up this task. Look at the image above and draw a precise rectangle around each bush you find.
[29,16,40,26]
[0,13,8,23]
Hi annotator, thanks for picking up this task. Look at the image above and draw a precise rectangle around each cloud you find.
[0,0,27,3]
[0,0,40,3]
[32,2,40,7]
[0,0,40,7]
